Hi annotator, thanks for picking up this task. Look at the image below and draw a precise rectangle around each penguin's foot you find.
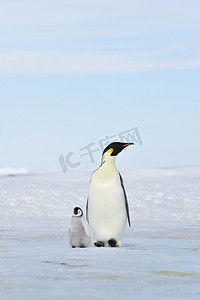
[94,241,105,247]
[108,238,117,247]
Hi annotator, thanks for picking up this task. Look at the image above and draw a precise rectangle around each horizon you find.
[0,164,200,177]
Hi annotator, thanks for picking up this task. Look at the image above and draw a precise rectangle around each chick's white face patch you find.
[77,209,82,217]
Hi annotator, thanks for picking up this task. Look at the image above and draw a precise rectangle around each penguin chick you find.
[68,207,92,248]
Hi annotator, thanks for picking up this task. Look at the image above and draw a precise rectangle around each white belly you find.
[88,171,127,243]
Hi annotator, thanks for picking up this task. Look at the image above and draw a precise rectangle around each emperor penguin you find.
[68,207,92,248]
[86,142,133,247]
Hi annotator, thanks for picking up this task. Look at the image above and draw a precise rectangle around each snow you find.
[0,167,200,299]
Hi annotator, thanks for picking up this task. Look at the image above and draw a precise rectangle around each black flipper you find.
[86,197,89,222]
[119,173,131,227]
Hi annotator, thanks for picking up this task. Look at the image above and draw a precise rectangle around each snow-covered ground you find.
[0,167,200,299]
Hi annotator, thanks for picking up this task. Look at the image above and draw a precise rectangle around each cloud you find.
[0,1,200,75]
[1,0,200,43]
[0,51,200,75]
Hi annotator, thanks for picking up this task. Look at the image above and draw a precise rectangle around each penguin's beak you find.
[123,143,134,148]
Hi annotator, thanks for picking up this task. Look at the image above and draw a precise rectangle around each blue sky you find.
[0,0,200,172]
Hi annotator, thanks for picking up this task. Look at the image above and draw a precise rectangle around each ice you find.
[0,168,28,176]
[0,167,200,299]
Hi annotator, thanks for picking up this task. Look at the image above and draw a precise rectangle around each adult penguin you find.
[86,142,133,247]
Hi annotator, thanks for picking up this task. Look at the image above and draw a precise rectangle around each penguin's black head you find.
[73,207,83,217]
[102,142,134,157]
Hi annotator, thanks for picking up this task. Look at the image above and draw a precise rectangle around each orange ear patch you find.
[109,148,113,155]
